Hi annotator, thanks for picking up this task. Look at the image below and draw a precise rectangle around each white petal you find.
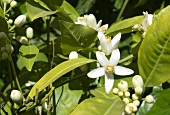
[96,51,108,67]
[96,20,102,29]
[99,33,111,54]
[105,73,114,93]
[114,66,134,76]
[109,49,120,65]
[111,32,121,50]
[87,67,105,78]
[148,14,153,25]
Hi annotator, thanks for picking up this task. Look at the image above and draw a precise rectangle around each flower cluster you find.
[113,75,154,115]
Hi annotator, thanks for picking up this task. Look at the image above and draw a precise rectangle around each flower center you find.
[79,17,84,20]
[100,26,107,32]
[105,65,114,73]
[106,36,111,43]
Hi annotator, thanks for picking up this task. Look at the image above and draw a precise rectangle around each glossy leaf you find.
[27,58,96,99]
[138,6,170,87]
[106,16,143,36]
[0,7,8,34]
[60,20,97,54]
[70,96,125,115]
[55,84,83,115]
[26,0,58,21]
[19,45,39,71]
[147,88,170,115]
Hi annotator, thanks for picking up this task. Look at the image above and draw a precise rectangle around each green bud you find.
[5,44,14,54]
[2,52,8,59]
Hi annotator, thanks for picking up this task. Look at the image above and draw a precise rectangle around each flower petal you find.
[87,67,105,78]
[105,73,114,94]
[99,32,111,54]
[111,32,121,50]
[114,66,134,76]
[96,51,108,67]
[109,49,120,66]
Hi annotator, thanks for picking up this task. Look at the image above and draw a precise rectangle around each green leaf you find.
[138,6,170,87]
[0,7,8,34]
[55,84,83,115]
[106,16,143,36]
[147,88,170,115]
[135,0,147,7]
[26,0,58,21]
[60,20,97,54]
[27,58,96,99]
[70,96,125,115]
[19,45,39,71]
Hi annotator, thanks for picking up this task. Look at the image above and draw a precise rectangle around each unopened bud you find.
[123,98,129,104]
[26,27,33,39]
[0,32,8,40]
[132,75,144,88]
[112,88,119,94]
[10,0,17,8]
[145,95,154,103]
[19,36,28,44]
[69,51,78,59]
[118,91,124,97]
[14,15,26,27]
[118,80,128,92]
[133,100,140,106]
[10,90,22,103]
[125,91,130,97]
[2,52,8,59]
[7,19,13,24]
[134,86,143,95]
[5,44,14,54]
[132,94,139,100]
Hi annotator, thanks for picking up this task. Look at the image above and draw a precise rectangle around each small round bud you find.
[10,90,22,103]
[0,32,8,40]
[118,91,124,97]
[1,47,6,52]
[125,91,130,97]
[14,15,26,27]
[132,94,139,100]
[98,45,102,51]
[10,0,17,8]
[125,103,137,115]
[2,52,8,59]
[118,80,128,92]
[112,88,119,94]
[69,51,78,59]
[123,98,129,104]
[133,100,140,107]
[7,19,13,24]
[145,95,154,103]
[134,86,143,95]
[132,75,144,88]
[19,36,28,44]
[26,27,33,39]
[79,65,88,72]
[5,44,14,54]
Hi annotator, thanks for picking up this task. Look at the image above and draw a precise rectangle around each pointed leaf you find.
[70,96,125,115]
[27,58,96,99]
[106,16,143,36]
[19,45,39,71]
[138,6,170,87]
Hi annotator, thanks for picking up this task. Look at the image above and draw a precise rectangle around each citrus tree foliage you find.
[0,0,170,115]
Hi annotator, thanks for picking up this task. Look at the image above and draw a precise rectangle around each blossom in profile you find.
[87,51,134,93]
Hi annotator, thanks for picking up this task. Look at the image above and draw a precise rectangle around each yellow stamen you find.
[79,17,84,20]
[105,65,114,73]
[106,36,111,43]
[100,26,107,31]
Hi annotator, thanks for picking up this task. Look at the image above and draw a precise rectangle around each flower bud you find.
[7,19,13,24]
[132,94,139,100]
[14,15,26,27]
[145,95,154,103]
[134,86,143,95]
[1,47,6,52]
[5,44,14,54]
[118,80,128,92]
[10,90,22,103]
[98,45,102,51]
[133,100,140,107]
[26,27,33,39]
[118,91,124,97]
[125,91,130,97]
[10,0,17,8]
[0,32,8,40]
[69,51,78,59]
[112,88,119,94]
[2,52,8,59]
[19,36,28,44]
[132,75,144,88]
[123,98,129,104]
[125,103,137,115]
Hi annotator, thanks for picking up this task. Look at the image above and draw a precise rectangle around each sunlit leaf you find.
[19,45,39,71]
[138,6,170,87]
[27,58,96,99]
[106,16,143,36]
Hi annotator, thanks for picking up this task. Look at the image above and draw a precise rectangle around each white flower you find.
[10,90,22,103]
[26,27,33,39]
[14,15,26,27]
[118,80,128,92]
[75,14,108,33]
[87,51,134,93]
[142,11,154,31]
[132,75,144,88]
[125,103,137,115]
[69,51,78,59]
[145,95,154,103]
[98,32,121,55]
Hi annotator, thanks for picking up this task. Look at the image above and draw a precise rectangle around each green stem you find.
[9,25,16,32]
[3,2,7,14]
[7,60,14,89]
[116,0,129,22]
[9,56,25,102]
